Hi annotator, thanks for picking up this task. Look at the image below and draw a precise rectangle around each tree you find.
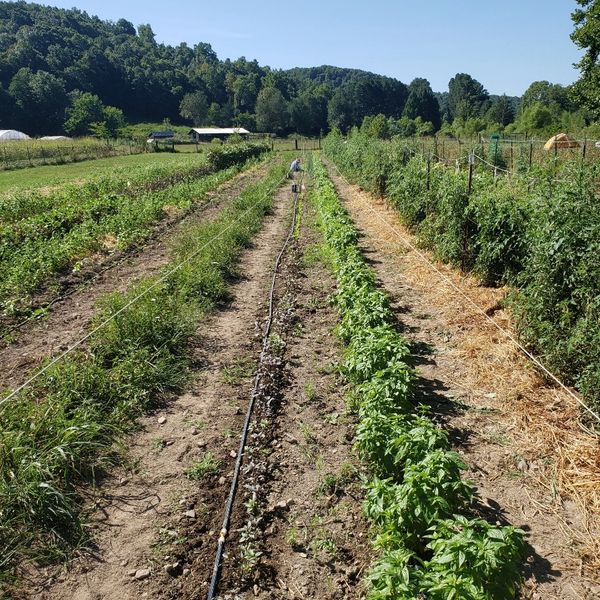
[137,24,157,46]
[0,2,421,132]
[510,102,557,135]
[0,85,14,128]
[290,90,328,135]
[402,78,441,130]
[227,73,259,114]
[255,87,288,133]
[8,68,68,133]
[234,112,256,130]
[361,114,390,139]
[64,92,125,137]
[486,95,515,127]
[447,73,489,121]
[327,86,355,132]
[521,81,571,112]
[179,91,209,125]
[390,116,416,137]
[102,105,125,137]
[571,0,600,117]
[207,102,224,125]
[115,18,136,36]
[64,92,104,135]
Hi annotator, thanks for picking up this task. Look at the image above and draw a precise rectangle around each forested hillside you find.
[0,2,412,135]
[0,1,597,137]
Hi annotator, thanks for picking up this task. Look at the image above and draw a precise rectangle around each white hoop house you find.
[0,130,31,141]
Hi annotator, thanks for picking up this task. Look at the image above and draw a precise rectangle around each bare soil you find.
[325,163,600,600]
[0,160,273,393]
[23,182,293,600]
[218,188,371,600]
[19,175,372,600]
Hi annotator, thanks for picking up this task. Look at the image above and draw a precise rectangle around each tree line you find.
[0,1,598,138]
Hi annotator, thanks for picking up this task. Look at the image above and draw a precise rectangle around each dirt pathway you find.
[19,179,292,600]
[326,163,600,600]
[28,176,375,600]
[217,188,371,600]
[0,160,273,392]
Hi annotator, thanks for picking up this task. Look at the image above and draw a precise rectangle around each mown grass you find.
[0,138,145,174]
[0,151,205,193]
[0,157,288,586]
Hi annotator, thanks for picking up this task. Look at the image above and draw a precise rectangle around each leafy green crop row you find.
[310,157,524,599]
[0,157,288,586]
[324,130,600,414]
[0,142,270,318]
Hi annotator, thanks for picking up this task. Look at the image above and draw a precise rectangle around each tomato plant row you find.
[324,130,600,415]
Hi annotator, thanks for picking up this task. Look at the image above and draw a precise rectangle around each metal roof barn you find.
[189,127,250,141]
[148,130,175,139]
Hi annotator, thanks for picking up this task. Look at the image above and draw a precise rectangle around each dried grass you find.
[346,188,600,580]
[162,204,184,218]
[101,234,119,251]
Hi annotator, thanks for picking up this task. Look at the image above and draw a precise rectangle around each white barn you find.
[189,127,250,142]
[0,130,30,141]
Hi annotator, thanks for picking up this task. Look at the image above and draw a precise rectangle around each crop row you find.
[0,154,204,221]
[0,142,269,223]
[0,142,270,318]
[310,157,524,599]
[0,157,288,586]
[323,130,600,414]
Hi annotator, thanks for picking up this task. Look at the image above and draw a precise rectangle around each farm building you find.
[0,129,30,141]
[40,136,71,141]
[147,130,175,151]
[148,130,175,140]
[189,127,250,142]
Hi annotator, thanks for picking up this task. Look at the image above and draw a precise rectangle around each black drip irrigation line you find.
[206,169,304,600]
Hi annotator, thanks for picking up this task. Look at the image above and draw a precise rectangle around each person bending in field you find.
[289,157,301,178]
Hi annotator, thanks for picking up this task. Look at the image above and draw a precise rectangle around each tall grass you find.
[0,157,287,584]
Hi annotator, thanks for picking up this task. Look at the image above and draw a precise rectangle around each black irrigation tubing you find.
[206,169,304,600]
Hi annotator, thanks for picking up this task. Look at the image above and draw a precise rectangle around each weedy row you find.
[0,158,288,588]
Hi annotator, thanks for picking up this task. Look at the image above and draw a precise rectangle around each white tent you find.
[40,135,70,141]
[0,130,30,141]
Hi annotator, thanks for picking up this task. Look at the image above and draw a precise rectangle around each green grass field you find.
[0,150,205,193]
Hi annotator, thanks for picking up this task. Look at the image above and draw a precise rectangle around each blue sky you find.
[43,0,582,96]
